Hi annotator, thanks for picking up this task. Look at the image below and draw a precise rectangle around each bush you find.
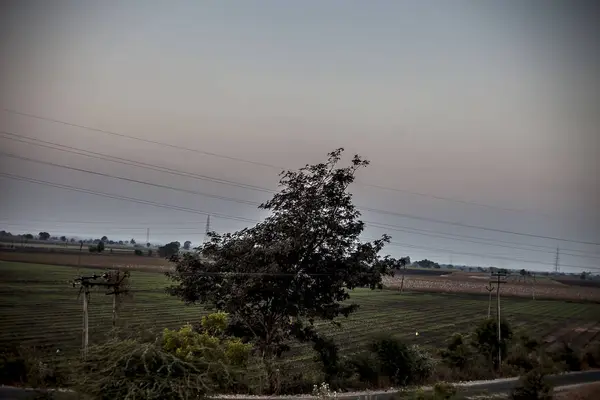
[133,249,143,256]
[73,339,209,400]
[148,249,153,257]
[0,345,67,389]
[162,313,253,391]
[583,342,600,368]
[472,318,512,369]
[510,369,553,400]
[88,246,97,253]
[75,313,254,398]
[441,333,471,370]
[0,347,27,385]
[551,341,582,371]
[369,334,434,387]
[348,351,380,386]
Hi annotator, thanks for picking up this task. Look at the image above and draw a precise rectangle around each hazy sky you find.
[1,1,599,272]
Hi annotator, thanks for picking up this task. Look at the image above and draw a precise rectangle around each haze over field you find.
[0,1,599,272]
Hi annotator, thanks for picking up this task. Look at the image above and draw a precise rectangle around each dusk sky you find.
[1,1,598,272]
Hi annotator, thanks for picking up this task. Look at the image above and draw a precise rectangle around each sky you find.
[0,1,599,273]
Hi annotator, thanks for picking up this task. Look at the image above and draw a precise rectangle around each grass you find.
[1,261,600,374]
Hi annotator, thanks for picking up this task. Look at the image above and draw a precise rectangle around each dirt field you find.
[0,250,173,272]
[383,271,600,302]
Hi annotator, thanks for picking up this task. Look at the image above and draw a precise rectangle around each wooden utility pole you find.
[490,271,507,368]
[72,272,130,357]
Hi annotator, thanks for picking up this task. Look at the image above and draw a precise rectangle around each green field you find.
[1,261,599,372]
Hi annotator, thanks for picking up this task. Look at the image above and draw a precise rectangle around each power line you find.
[2,108,282,170]
[0,151,263,206]
[360,206,600,246]
[373,239,600,271]
[366,222,600,260]
[3,132,599,247]
[2,108,585,222]
[0,172,260,224]
[0,131,273,193]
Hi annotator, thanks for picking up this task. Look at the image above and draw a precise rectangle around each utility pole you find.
[554,247,560,273]
[146,228,150,246]
[485,282,495,318]
[77,240,83,275]
[490,270,507,369]
[72,272,130,357]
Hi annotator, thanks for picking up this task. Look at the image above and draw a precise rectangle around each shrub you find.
[551,341,582,371]
[133,249,143,256]
[472,318,512,369]
[583,342,600,368]
[162,313,253,391]
[312,382,338,399]
[369,334,434,387]
[88,246,97,253]
[0,347,27,385]
[312,336,354,388]
[441,333,471,370]
[0,345,67,389]
[348,351,380,386]
[510,369,553,400]
[73,339,209,400]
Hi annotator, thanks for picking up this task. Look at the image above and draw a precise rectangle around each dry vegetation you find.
[383,271,600,302]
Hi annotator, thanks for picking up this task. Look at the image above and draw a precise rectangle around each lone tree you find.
[101,236,108,242]
[38,232,50,240]
[183,240,192,250]
[167,149,398,386]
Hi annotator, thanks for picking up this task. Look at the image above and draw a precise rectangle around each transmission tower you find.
[204,215,211,242]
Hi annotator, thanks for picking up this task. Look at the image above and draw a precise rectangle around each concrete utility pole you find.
[490,271,507,368]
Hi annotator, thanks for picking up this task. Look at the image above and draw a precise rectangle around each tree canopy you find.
[159,241,181,258]
[166,149,399,370]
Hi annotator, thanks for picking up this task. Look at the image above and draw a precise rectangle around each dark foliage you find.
[166,149,399,374]
[472,318,513,369]
[510,369,553,400]
[441,333,471,370]
[159,241,181,258]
